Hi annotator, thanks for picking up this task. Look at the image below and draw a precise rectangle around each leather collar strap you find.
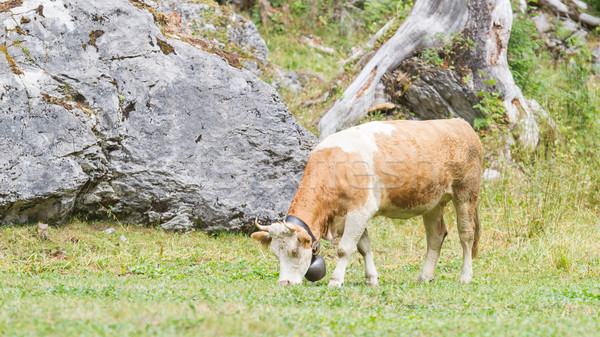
[285,215,320,255]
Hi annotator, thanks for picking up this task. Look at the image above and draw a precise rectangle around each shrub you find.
[507,13,542,94]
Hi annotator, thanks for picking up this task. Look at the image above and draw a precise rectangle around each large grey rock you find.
[0,0,314,231]
[384,59,483,125]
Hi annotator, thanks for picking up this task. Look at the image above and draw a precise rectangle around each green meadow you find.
[2,0,600,335]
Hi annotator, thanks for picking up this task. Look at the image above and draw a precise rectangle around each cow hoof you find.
[366,280,378,287]
[458,276,472,284]
[328,279,343,287]
[366,276,379,287]
[417,276,433,284]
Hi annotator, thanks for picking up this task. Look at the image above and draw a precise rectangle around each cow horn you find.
[283,221,296,232]
[254,218,270,232]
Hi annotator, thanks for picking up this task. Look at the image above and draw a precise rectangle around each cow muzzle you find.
[304,254,326,282]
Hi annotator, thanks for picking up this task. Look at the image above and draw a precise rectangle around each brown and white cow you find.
[252,119,482,286]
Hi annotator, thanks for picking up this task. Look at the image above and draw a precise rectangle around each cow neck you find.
[287,185,333,243]
[284,215,317,243]
[285,202,325,243]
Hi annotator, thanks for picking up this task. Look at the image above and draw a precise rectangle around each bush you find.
[507,13,542,94]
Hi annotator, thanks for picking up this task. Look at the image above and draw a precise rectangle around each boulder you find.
[0,0,315,231]
[272,69,303,94]
[561,18,588,39]
[383,59,483,125]
[531,11,554,34]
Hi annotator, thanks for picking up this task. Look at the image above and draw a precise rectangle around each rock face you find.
[0,0,315,231]
[158,0,269,66]
[384,59,483,125]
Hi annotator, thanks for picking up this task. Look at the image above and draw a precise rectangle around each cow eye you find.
[291,248,298,257]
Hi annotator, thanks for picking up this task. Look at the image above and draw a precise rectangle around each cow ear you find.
[297,230,312,250]
[251,231,272,247]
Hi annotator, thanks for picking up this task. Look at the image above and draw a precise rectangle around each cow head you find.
[252,219,313,285]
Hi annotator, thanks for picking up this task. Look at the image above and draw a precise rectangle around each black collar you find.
[285,215,320,255]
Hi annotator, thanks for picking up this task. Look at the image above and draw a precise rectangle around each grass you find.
[1,185,600,337]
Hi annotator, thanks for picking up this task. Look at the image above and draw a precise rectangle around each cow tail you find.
[472,205,480,259]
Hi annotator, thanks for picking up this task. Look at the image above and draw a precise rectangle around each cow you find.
[252,119,482,287]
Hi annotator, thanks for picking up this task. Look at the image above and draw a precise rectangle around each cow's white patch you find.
[316,121,395,157]
[316,121,396,209]
[328,194,379,286]
[267,222,312,285]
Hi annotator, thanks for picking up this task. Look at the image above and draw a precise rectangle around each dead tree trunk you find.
[318,0,545,150]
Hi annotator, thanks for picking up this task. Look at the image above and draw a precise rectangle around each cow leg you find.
[328,211,372,287]
[418,203,447,283]
[357,228,378,287]
[453,198,477,283]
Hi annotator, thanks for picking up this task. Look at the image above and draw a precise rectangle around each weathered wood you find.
[474,0,541,149]
[318,0,546,150]
[318,0,469,137]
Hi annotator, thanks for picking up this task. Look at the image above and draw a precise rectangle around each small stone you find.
[572,0,588,10]
[560,18,580,35]
[243,61,263,76]
[103,228,116,234]
[37,222,49,240]
[592,46,600,64]
[203,23,216,33]
[482,169,502,184]
[273,69,303,94]
[120,235,127,242]
[532,12,553,34]
[161,213,194,231]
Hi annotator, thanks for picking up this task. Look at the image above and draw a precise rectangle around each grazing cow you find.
[252,119,482,286]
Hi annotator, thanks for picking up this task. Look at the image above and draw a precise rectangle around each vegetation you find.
[1,209,599,336]
[247,0,414,131]
[507,11,542,93]
[2,0,600,335]
[473,76,507,130]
